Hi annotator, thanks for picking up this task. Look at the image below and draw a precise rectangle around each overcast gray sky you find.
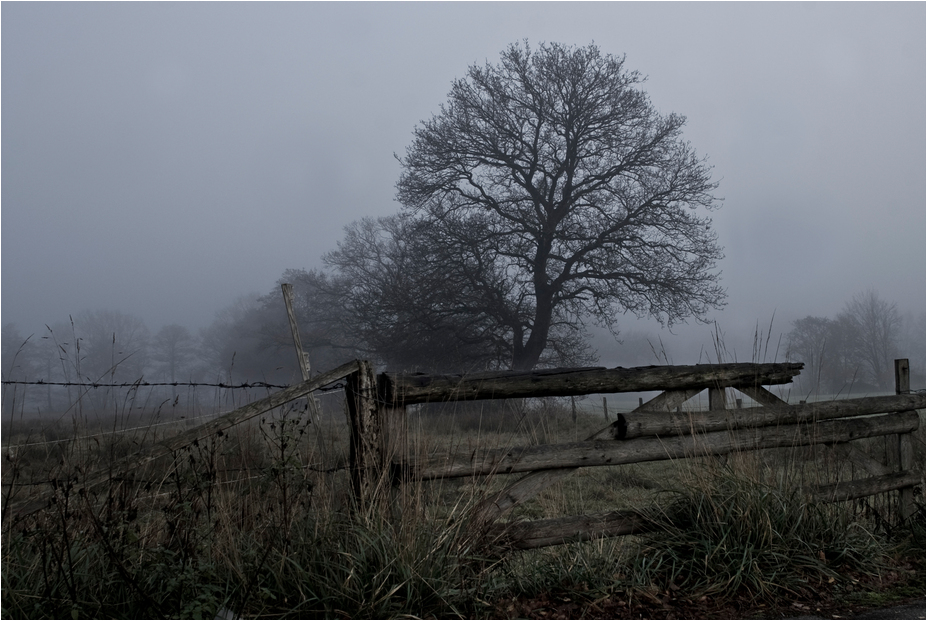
[3,2,924,361]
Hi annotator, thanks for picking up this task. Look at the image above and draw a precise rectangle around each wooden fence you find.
[8,353,922,553]
[345,358,923,550]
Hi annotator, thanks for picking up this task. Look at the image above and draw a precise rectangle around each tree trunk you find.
[513,289,553,370]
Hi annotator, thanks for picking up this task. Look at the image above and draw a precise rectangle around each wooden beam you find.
[810,471,922,504]
[380,362,803,405]
[485,470,924,551]
[736,385,789,406]
[486,510,650,550]
[894,358,916,523]
[617,394,925,440]
[346,360,383,507]
[409,411,920,481]
[633,389,702,412]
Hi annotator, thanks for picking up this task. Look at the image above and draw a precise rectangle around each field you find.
[2,381,924,619]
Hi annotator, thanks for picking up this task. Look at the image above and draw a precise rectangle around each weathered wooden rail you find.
[8,354,921,554]
[346,358,922,548]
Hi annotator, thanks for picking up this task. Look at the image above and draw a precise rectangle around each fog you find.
[3,3,924,368]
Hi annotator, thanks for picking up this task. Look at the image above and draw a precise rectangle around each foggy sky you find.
[3,2,925,361]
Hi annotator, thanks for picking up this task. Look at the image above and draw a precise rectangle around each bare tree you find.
[838,289,901,390]
[324,213,554,371]
[199,294,287,384]
[395,41,725,370]
[256,268,362,374]
[150,324,200,399]
[73,310,149,383]
[787,315,861,394]
[787,316,832,392]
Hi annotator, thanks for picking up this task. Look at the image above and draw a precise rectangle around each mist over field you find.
[3,3,924,387]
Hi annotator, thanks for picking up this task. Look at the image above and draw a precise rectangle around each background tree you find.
[199,295,289,385]
[150,324,201,400]
[394,41,724,370]
[837,289,901,390]
[787,289,908,394]
[323,214,566,372]
[786,316,833,392]
[255,268,362,374]
[69,310,149,413]
[73,310,149,383]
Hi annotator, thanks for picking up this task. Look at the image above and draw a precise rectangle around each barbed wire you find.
[1,379,348,393]
[2,379,289,389]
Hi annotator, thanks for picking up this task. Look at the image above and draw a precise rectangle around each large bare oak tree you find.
[392,42,725,370]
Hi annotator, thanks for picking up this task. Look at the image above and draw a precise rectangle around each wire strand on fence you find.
[2,379,289,389]
[1,379,348,392]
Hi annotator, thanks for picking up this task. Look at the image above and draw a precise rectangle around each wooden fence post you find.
[708,387,726,410]
[346,360,383,510]
[894,358,915,523]
[281,283,329,464]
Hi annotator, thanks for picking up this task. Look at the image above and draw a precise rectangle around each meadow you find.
[2,379,924,619]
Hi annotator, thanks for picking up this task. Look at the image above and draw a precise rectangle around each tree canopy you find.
[340,41,726,371]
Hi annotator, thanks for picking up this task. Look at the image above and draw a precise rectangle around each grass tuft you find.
[627,458,890,605]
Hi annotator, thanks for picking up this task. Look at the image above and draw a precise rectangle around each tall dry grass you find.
[2,350,922,618]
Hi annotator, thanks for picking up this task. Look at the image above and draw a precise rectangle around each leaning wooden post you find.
[281,284,311,382]
[894,358,915,523]
[346,360,383,511]
[281,283,327,458]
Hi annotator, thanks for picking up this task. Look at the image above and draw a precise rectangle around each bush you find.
[627,459,889,604]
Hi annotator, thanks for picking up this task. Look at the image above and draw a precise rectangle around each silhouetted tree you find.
[838,289,901,390]
[787,316,833,391]
[256,269,361,374]
[73,310,149,383]
[323,214,570,371]
[150,324,200,399]
[788,290,906,394]
[199,295,289,385]
[393,41,725,370]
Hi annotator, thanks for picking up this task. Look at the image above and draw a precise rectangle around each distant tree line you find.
[786,289,925,394]
[3,285,922,417]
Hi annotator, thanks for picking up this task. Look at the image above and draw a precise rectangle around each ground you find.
[486,554,925,620]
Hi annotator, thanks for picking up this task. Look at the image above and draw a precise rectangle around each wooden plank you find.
[486,510,649,550]
[617,394,925,440]
[893,358,916,523]
[346,360,382,506]
[810,471,922,504]
[633,389,702,412]
[708,387,726,410]
[281,283,327,459]
[380,362,803,405]
[281,283,311,381]
[736,385,789,406]
[412,411,920,481]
